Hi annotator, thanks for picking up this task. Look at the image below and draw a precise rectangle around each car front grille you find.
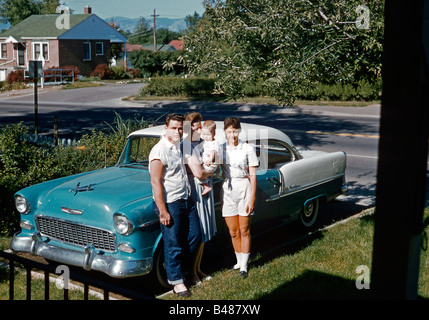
[36,216,116,252]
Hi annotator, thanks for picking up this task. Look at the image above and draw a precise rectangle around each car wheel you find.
[300,197,319,227]
[152,242,170,289]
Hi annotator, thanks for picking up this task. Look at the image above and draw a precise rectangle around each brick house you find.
[0,6,127,80]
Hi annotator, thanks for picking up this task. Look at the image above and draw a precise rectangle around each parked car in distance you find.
[10,122,347,287]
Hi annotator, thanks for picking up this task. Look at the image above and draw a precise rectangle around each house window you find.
[1,43,7,59]
[17,43,25,66]
[95,42,103,56]
[32,42,49,61]
[83,42,91,61]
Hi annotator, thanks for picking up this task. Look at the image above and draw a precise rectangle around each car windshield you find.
[117,135,160,168]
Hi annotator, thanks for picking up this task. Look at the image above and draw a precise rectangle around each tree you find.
[38,0,59,14]
[108,20,128,60]
[0,0,37,25]
[149,28,181,45]
[182,0,383,105]
[185,11,201,32]
[129,49,184,76]
[128,17,152,45]
[0,0,59,25]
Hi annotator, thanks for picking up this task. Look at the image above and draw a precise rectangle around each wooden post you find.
[371,0,429,299]
[34,77,38,135]
[54,116,58,146]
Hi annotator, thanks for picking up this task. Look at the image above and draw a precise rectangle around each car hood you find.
[34,167,153,227]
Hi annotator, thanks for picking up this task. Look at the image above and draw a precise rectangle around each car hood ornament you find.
[61,207,83,215]
[69,182,96,196]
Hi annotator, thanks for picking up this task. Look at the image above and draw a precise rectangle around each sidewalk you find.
[0,84,62,98]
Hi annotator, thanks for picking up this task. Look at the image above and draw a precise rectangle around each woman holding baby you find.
[182,112,218,284]
[183,113,258,282]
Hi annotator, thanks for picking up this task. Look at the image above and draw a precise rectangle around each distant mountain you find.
[105,16,187,33]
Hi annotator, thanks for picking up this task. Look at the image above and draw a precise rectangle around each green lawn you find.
[161,208,429,300]
[2,208,429,300]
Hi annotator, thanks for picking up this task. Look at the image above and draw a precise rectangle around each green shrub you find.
[355,79,381,101]
[296,79,381,102]
[6,70,26,85]
[0,113,156,236]
[129,50,185,76]
[138,76,381,102]
[110,61,130,80]
[130,68,142,79]
[0,123,60,236]
[90,64,114,80]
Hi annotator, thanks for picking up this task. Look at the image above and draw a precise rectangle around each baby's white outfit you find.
[201,140,221,174]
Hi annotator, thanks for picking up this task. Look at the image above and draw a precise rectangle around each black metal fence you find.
[0,250,154,300]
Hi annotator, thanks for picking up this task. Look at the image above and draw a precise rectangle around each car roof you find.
[129,121,293,146]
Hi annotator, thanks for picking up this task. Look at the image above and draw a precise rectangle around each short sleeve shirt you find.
[149,136,189,203]
[221,140,259,178]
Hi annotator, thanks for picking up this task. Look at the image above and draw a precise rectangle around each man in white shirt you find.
[149,113,201,297]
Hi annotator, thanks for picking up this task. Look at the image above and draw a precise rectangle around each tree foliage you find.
[129,49,185,76]
[0,0,59,25]
[182,0,383,105]
[128,17,152,45]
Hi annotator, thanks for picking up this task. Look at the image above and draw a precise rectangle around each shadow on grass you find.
[260,269,371,300]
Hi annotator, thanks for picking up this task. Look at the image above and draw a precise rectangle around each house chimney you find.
[84,6,92,14]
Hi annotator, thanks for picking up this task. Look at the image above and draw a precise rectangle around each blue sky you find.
[63,0,206,19]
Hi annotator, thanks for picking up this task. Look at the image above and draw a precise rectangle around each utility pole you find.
[152,9,159,52]
[371,0,429,299]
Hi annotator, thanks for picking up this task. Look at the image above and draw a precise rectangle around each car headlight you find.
[114,214,134,235]
[15,195,30,214]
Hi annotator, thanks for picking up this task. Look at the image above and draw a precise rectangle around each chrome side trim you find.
[266,173,346,202]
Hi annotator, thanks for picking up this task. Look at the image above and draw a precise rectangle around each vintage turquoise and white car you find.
[10,122,347,287]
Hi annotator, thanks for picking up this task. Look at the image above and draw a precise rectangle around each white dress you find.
[182,139,217,242]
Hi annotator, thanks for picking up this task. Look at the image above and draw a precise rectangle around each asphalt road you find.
[0,82,379,209]
[0,82,381,297]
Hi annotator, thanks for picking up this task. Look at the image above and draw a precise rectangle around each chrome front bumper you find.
[11,232,153,278]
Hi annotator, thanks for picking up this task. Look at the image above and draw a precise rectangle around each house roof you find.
[0,14,127,43]
[0,14,89,39]
[140,44,176,52]
[168,40,184,50]
[126,44,143,52]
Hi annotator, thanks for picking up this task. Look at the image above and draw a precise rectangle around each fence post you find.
[54,116,58,146]
[9,260,14,300]
[26,266,31,300]
[44,270,50,300]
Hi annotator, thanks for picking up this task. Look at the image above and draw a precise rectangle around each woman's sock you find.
[233,252,242,270]
[240,253,250,273]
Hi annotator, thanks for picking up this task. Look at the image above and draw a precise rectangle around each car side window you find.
[266,140,293,169]
[251,139,294,170]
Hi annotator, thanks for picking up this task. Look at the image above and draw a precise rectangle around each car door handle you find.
[266,177,281,187]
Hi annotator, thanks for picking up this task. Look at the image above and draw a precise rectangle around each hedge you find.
[0,113,155,236]
[138,76,381,102]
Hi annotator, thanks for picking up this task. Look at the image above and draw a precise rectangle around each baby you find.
[198,120,221,196]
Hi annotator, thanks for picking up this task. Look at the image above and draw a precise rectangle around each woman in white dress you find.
[182,112,217,283]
